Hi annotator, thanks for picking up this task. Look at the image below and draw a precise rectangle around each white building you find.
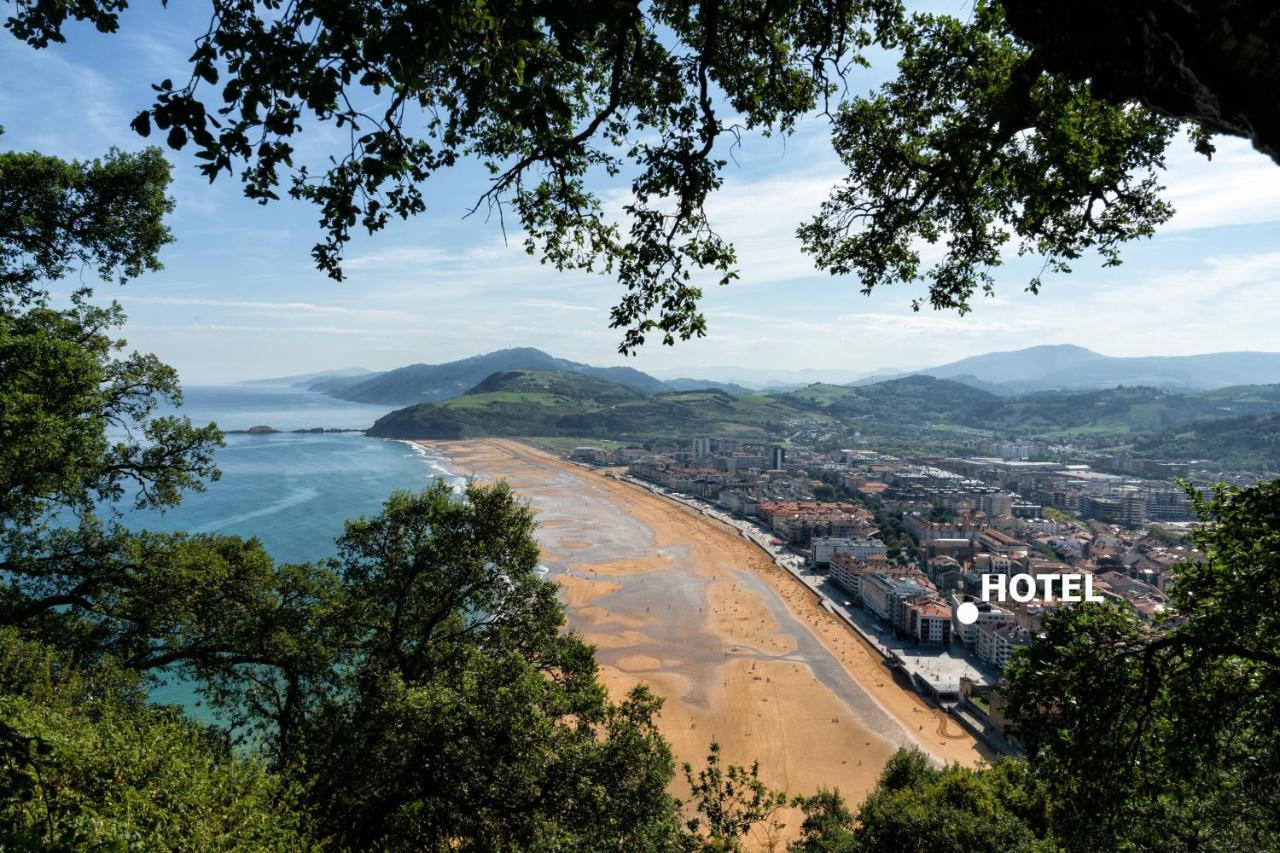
[975,621,1030,670]
[812,536,888,566]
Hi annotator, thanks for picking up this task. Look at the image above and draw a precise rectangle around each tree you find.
[999,0,1280,163]
[1002,480,1280,851]
[0,145,174,307]
[799,2,1176,314]
[0,138,688,848]
[788,788,857,853]
[9,1,1272,351]
[0,144,231,671]
[0,630,313,849]
[296,483,683,849]
[790,749,1057,852]
[681,742,789,852]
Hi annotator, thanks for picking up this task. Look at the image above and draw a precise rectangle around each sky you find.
[4,5,1280,386]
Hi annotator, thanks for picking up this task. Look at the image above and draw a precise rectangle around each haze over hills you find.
[241,367,374,386]
[853,344,1280,394]
[246,344,1280,406]
[243,348,763,404]
[365,368,1280,468]
[367,370,806,440]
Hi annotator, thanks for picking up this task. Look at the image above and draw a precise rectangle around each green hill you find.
[780,376,998,427]
[1131,413,1280,471]
[367,371,827,440]
[366,369,1280,465]
[987,383,1280,440]
[366,370,647,438]
[328,347,669,404]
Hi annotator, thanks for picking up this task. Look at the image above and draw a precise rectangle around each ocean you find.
[116,385,461,712]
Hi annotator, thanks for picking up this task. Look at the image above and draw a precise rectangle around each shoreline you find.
[423,437,991,819]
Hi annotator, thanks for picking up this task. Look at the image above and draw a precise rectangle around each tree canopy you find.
[5,0,1274,351]
[0,141,695,849]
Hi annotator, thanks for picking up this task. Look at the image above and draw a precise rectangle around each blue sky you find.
[5,5,1280,385]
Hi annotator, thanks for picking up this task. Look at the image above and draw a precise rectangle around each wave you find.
[193,486,320,532]
[392,439,466,492]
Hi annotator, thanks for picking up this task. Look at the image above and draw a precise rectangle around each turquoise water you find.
[113,387,462,712]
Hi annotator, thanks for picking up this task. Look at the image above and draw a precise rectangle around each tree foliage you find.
[10,1,1267,350]
[799,3,1175,313]
[1000,0,1280,164]
[1001,480,1280,851]
[5,0,901,352]
[287,482,683,849]
[790,750,1056,852]
[0,630,313,849]
[0,140,694,849]
[0,144,174,308]
[681,742,789,850]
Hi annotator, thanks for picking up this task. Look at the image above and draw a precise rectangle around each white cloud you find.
[1162,138,1280,232]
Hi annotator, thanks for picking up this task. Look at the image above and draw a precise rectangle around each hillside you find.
[327,348,669,405]
[366,368,1280,467]
[664,377,755,394]
[853,344,1280,394]
[987,384,1280,440]
[1131,413,1280,472]
[241,367,373,386]
[366,371,822,440]
[780,376,998,425]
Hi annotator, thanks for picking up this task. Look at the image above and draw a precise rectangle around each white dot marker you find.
[956,601,979,625]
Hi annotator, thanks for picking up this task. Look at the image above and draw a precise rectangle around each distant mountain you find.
[325,347,669,405]
[664,377,755,394]
[867,345,1280,394]
[240,367,373,386]
[657,365,867,388]
[368,368,1280,468]
[779,376,999,429]
[367,370,823,440]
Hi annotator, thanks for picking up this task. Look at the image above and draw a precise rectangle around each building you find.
[949,594,1017,646]
[692,436,712,461]
[812,537,888,566]
[1144,488,1194,522]
[570,446,616,465]
[911,600,953,645]
[1082,492,1145,527]
[770,446,786,470]
[975,622,1030,670]
[978,492,1014,518]
[860,572,896,619]
[977,529,1028,555]
[830,554,911,602]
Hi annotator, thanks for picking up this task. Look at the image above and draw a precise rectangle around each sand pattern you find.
[429,439,990,828]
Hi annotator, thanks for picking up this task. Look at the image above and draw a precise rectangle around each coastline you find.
[426,438,991,813]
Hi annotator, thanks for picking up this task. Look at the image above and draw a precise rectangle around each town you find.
[567,438,1209,754]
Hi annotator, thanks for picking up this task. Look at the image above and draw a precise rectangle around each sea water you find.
[111,386,463,714]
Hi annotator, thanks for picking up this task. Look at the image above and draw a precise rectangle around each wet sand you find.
[429,438,990,836]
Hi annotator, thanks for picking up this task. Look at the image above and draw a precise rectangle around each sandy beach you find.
[429,438,991,839]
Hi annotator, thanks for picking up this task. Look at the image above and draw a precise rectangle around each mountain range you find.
[245,344,1280,405]
[363,369,1280,470]
[244,348,762,403]
[851,344,1280,394]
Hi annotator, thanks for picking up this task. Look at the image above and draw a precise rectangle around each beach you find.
[430,438,991,835]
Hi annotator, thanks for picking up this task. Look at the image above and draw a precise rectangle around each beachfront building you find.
[829,554,918,606]
[570,446,617,465]
[911,600,953,646]
[757,500,875,545]
[812,536,888,567]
